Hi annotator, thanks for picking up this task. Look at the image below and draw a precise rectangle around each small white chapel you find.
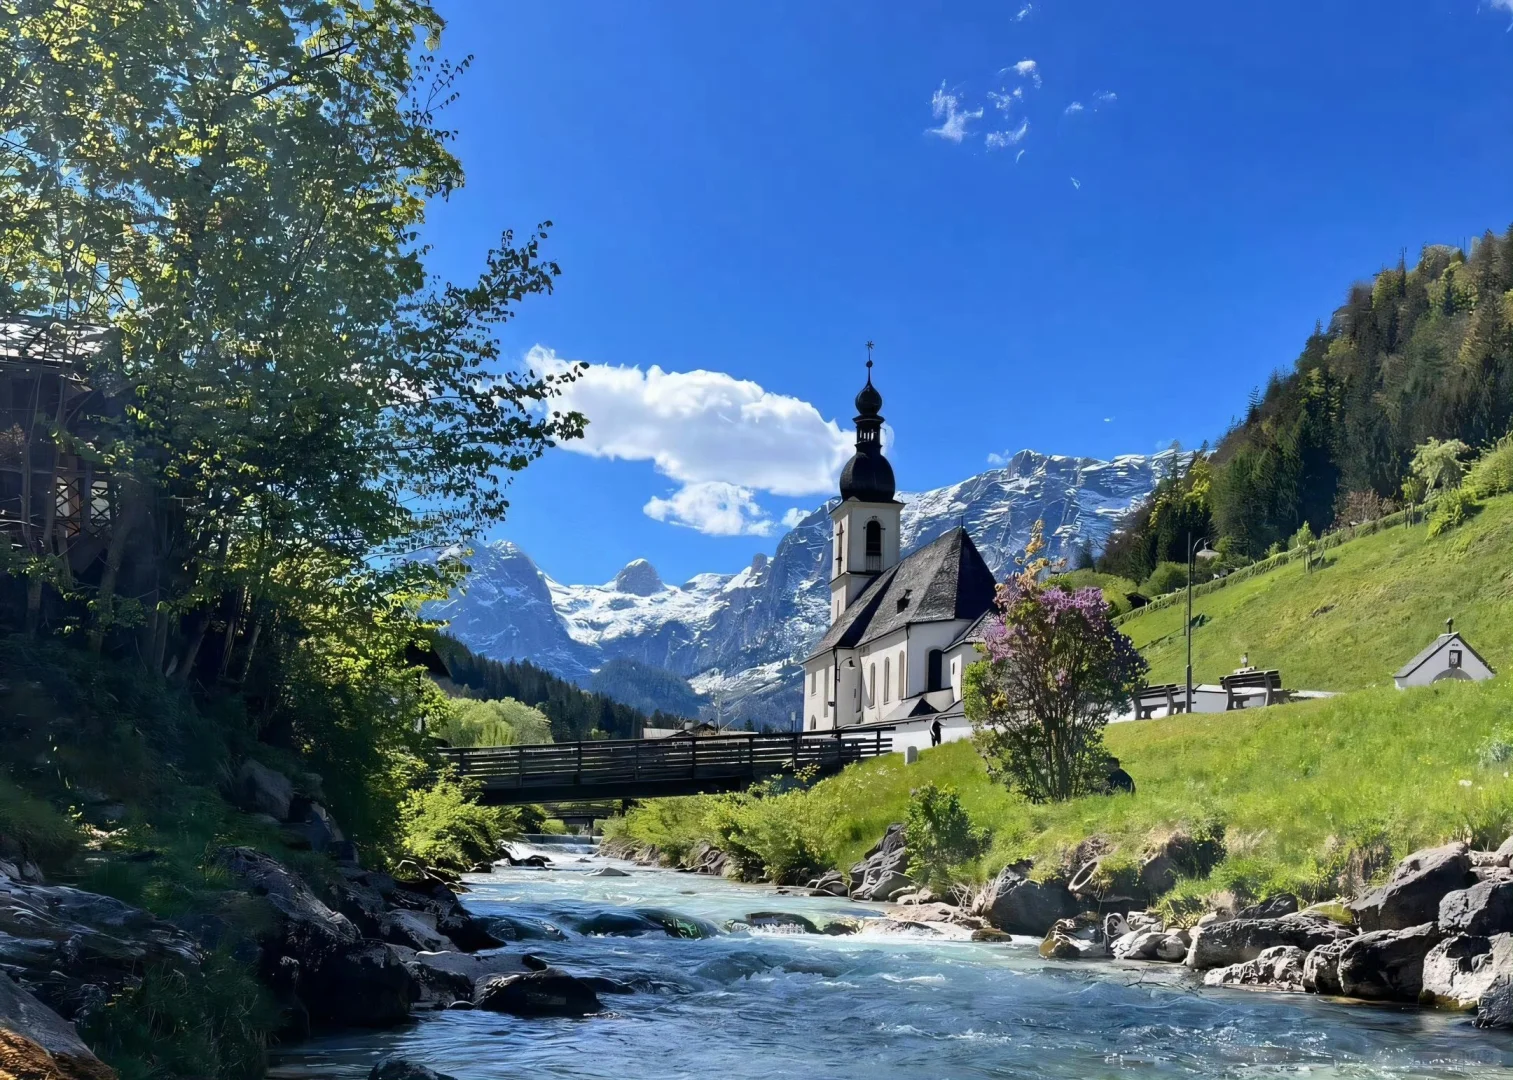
[801,360,998,748]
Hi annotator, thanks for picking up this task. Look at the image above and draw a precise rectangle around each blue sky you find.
[422,0,1513,586]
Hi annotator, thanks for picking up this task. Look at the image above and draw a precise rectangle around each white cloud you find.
[926,82,983,142]
[987,89,1016,114]
[1095,91,1118,107]
[1003,59,1041,88]
[780,507,810,528]
[986,452,1007,466]
[985,119,1030,149]
[1015,149,1026,164]
[528,346,855,535]
[1070,176,1082,189]
[1015,3,1034,20]
[644,482,778,537]
[1064,101,1084,115]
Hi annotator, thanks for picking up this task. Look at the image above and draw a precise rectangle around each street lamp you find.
[1186,534,1220,714]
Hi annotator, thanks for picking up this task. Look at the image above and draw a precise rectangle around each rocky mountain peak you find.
[613,559,664,596]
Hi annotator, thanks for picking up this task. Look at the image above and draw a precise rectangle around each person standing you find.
[929,718,942,747]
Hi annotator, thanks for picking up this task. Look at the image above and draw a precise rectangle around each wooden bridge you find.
[440,729,893,805]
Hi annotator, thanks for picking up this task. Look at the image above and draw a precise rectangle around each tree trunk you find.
[172,608,212,685]
[87,478,143,654]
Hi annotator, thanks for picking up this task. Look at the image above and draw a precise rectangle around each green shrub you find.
[1466,436,1513,499]
[400,775,517,872]
[706,774,830,883]
[1428,487,1477,537]
[1141,561,1188,597]
[904,783,987,890]
[436,697,553,747]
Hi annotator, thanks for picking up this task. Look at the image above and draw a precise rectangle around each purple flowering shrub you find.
[966,522,1148,803]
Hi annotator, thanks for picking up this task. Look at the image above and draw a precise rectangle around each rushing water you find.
[272,839,1513,1080]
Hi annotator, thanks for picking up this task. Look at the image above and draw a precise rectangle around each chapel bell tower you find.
[829,347,902,624]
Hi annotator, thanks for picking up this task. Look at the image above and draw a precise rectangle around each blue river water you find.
[271,838,1513,1080]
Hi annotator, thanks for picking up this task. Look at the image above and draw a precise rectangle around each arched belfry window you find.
[864,519,883,572]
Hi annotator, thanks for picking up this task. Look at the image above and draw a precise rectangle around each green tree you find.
[1,0,585,676]
[438,697,553,747]
[968,522,1149,803]
[1410,438,1471,493]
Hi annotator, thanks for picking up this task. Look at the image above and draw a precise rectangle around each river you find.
[272,837,1513,1079]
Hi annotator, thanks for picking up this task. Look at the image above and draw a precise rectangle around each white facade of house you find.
[1394,632,1496,689]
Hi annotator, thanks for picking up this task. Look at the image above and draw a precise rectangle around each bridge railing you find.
[439,728,892,795]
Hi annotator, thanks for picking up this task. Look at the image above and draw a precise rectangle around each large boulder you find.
[233,759,295,820]
[971,867,1081,936]
[1185,916,1351,971]
[1202,946,1308,992]
[850,825,915,902]
[1476,974,1513,1028]
[1137,830,1225,898]
[806,870,849,897]
[1347,842,1473,933]
[1301,939,1351,995]
[283,799,345,854]
[473,969,603,1017]
[1039,915,1106,960]
[1111,928,1190,962]
[1237,894,1299,920]
[0,872,200,1022]
[0,971,117,1080]
[1439,879,1513,937]
[315,942,414,1028]
[1337,923,1442,1002]
[1420,933,1513,1010]
[215,847,412,1029]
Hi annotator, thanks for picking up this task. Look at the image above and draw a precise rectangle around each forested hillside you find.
[1102,228,1513,580]
[590,657,708,719]
[434,634,681,740]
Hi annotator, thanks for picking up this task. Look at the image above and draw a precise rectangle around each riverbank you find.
[270,839,1513,1080]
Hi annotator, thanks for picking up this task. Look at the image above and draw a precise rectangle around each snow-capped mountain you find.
[427,449,1173,726]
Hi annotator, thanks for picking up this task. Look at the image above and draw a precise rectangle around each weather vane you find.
[865,339,874,373]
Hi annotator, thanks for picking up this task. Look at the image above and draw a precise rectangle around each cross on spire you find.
[865,340,874,381]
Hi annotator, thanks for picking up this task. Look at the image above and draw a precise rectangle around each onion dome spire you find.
[838,342,896,502]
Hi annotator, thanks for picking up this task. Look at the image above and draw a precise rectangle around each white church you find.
[801,362,999,749]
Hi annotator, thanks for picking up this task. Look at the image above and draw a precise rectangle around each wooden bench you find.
[1134,683,1183,719]
[1220,669,1284,710]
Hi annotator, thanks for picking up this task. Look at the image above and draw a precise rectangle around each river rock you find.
[850,825,916,902]
[387,910,452,953]
[742,911,821,934]
[684,841,729,877]
[1237,894,1299,920]
[1494,836,1513,868]
[1039,915,1107,960]
[1185,915,1351,971]
[588,866,630,877]
[971,867,1080,936]
[1419,934,1513,1009]
[215,846,414,1028]
[283,799,345,853]
[1337,923,1442,1002]
[0,871,200,1021]
[233,759,294,820]
[806,870,849,897]
[1476,974,1513,1028]
[317,942,414,1028]
[0,971,117,1080]
[1439,879,1513,937]
[1302,939,1351,995]
[473,969,603,1017]
[370,1059,458,1080]
[1347,842,1473,933]
[1203,945,1309,992]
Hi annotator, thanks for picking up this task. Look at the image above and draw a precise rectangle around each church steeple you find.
[828,344,903,625]
[838,346,896,503]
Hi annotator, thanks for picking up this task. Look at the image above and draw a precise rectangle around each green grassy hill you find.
[1118,491,1513,692]
[616,675,1513,914]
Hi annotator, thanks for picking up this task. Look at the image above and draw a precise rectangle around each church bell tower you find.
[829,348,902,625]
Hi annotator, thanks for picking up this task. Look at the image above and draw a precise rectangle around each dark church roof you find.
[805,528,998,661]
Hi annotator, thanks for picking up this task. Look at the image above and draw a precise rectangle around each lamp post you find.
[1185,534,1220,714]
